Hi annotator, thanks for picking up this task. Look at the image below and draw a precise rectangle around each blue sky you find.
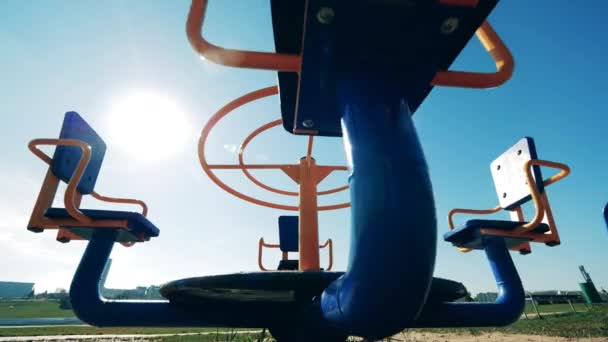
[1,1,606,295]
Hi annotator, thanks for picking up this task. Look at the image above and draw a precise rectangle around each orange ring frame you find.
[198,85,350,211]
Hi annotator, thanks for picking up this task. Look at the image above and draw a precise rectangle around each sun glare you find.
[106,91,191,162]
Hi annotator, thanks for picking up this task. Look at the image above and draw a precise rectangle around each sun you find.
[106,91,191,162]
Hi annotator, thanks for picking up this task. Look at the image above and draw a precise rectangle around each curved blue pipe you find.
[320,75,437,338]
[69,229,218,327]
[415,237,525,327]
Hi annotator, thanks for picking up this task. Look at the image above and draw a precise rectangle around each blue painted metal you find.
[320,74,437,338]
[273,0,499,136]
[69,229,217,327]
[44,208,160,239]
[278,216,299,252]
[51,112,106,194]
[444,219,549,250]
[415,237,525,327]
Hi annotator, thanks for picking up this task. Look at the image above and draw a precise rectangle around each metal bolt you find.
[302,120,315,128]
[440,17,459,34]
[317,7,335,24]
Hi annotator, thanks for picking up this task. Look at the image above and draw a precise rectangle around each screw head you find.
[440,17,459,34]
[317,7,335,24]
[302,120,315,128]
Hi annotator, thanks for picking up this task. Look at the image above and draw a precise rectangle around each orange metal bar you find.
[239,120,299,196]
[448,206,502,230]
[237,119,350,198]
[448,206,501,253]
[513,159,570,234]
[186,0,301,72]
[319,239,333,271]
[432,21,514,88]
[537,192,560,245]
[306,136,314,164]
[508,207,532,254]
[91,192,148,217]
[207,164,286,170]
[199,86,298,211]
[27,168,60,231]
[199,86,350,211]
[298,157,320,270]
[258,237,281,271]
[29,139,93,224]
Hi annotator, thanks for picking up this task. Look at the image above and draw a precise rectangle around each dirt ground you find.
[395,332,608,342]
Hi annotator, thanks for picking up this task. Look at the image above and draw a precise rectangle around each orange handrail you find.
[29,139,93,224]
[448,206,502,231]
[258,237,334,271]
[91,192,148,217]
[186,0,301,72]
[513,160,570,234]
[258,237,281,271]
[319,239,334,271]
[432,21,514,88]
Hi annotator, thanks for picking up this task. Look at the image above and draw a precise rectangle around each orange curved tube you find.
[432,21,514,88]
[187,0,301,72]
[319,239,333,271]
[239,120,299,197]
[91,192,148,217]
[199,86,350,211]
[447,206,501,253]
[258,238,281,271]
[29,139,93,224]
[513,160,570,234]
[448,206,502,230]
[199,86,298,211]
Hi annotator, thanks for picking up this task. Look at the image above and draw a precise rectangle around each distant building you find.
[99,259,163,300]
[0,281,34,299]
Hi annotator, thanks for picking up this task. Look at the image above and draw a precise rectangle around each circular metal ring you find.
[238,119,349,197]
[198,85,350,211]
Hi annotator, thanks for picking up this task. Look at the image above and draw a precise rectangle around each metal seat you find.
[258,216,333,271]
[445,137,569,253]
[44,208,159,243]
[27,112,155,245]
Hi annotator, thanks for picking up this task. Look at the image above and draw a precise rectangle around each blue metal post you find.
[415,237,525,327]
[320,73,437,338]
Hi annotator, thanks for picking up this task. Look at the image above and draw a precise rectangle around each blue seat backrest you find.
[278,216,299,252]
[490,137,544,210]
[51,112,106,195]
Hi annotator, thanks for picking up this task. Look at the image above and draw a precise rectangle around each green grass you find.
[414,305,608,338]
[1,301,606,339]
[0,326,245,337]
[157,331,271,342]
[0,300,73,319]
[523,303,589,315]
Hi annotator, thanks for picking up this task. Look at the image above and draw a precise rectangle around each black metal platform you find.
[271,0,498,136]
